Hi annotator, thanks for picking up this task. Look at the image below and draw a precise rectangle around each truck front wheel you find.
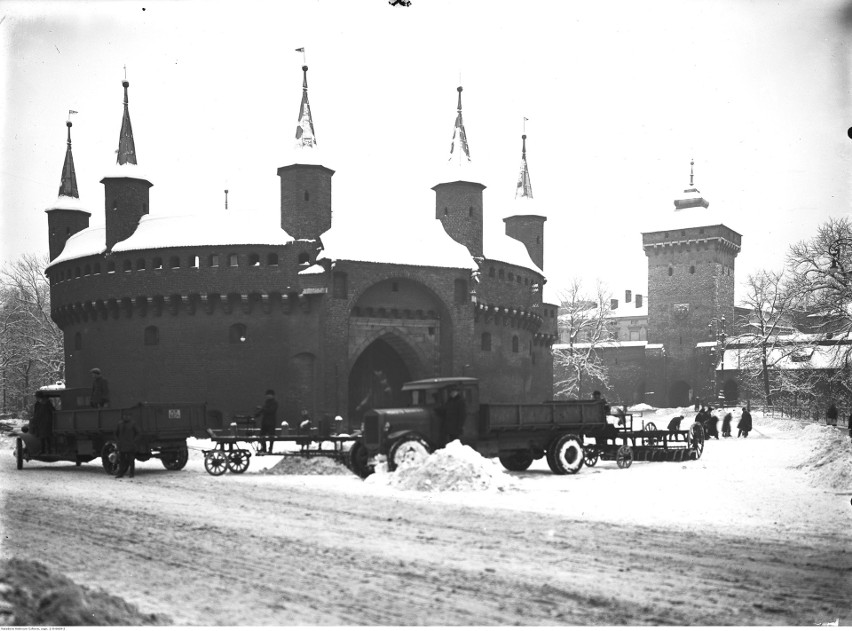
[388,435,432,472]
[101,442,120,475]
[347,441,373,479]
[547,434,584,475]
[499,451,534,472]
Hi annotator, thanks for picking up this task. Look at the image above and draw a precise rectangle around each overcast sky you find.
[2,0,850,304]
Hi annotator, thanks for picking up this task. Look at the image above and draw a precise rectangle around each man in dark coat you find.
[32,392,55,453]
[254,390,278,454]
[115,411,139,478]
[90,368,110,408]
[737,407,753,438]
[705,408,720,439]
[442,386,466,444]
[721,411,733,438]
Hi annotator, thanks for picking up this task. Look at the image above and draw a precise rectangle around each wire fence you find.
[761,405,851,427]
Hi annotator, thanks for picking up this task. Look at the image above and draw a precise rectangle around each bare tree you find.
[785,216,852,406]
[0,254,64,413]
[553,279,613,398]
[733,269,797,405]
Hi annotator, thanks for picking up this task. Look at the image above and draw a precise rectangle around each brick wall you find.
[46,208,90,261]
[102,177,152,251]
[643,224,740,404]
[433,181,485,256]
[503,215,546,270]
[278,164,334,239]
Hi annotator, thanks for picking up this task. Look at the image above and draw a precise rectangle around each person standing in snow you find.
[737,407,752,438]
[442,386,466,445]
[705,408,719,439]
[89,368,110,408]
[253,390,278,454]
[114,410,139,478]
[721,411,733,438]
[32,392,55,453]
[826,403,838,427]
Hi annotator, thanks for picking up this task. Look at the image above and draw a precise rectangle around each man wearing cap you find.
[90,368,110,408]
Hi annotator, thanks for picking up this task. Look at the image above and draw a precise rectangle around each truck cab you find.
[357,377,479,473]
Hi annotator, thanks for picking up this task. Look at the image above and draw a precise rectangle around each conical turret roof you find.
[58,120,79,198]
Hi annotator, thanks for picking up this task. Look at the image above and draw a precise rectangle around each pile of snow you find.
[791,424,852,489]
[628,403,655,412]
[258,456,353,476]
[0,558,171,626]
[367,440,517,492]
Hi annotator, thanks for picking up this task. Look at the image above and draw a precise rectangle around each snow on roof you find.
[432,157,487,190]
[554,340,650,350]
[481,215,542,273]
[720,344,851,371]
[100,162,152,182]
[112,212,295,253]
[298,264,325,275]
[609,301,648,319]
[320,211,475,270]
[45,195,91,214]
[280,145,334,169]
[542,282,559,306]
[696,341,717,348]
[47,225,107,267]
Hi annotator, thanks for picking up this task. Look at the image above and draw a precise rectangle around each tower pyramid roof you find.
[59,120,79,198]
[435,85,484,185]
[117,80,137,166]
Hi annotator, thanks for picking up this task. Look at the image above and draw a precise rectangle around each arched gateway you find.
[347,277,453,421]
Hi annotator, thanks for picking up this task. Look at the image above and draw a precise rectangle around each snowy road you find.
[1,411,850,625]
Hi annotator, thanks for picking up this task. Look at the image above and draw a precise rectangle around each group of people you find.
[690,405,752,439]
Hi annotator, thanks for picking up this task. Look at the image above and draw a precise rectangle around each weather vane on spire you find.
[295,47,306,66]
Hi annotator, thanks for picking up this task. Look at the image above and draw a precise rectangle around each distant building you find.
[555,161,742,406]
[43,71,558,426]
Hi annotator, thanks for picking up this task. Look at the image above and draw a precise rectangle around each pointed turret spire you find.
[58,120,79,198]
[515,133,533,199]
[295,64,317,149]
[117,79,137,165]
[674,158,709,210]
[448,86,471,165]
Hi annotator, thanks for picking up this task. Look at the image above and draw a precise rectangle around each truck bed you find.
[479,400,608,435]
[52,402,218,441]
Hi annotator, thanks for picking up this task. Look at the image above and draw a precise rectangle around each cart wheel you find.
[616,445,633,469]
[347,441,373,479]
[226,450,251,474]
[16,437,24,470]
[689,423,705,459]
[388,435,432,472]
[161,446,189,471]
[547,433,584,475]
[644,422,658,447]
[101,442,120,475]
[204,451,228,476]
[583,446,599,468]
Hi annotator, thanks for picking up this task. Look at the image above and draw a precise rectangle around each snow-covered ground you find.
[2,405,850,625]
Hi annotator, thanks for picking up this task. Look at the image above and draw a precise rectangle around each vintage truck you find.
[13,386,222,474]
[346,377,611,478]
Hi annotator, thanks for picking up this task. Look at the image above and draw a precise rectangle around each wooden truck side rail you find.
[478,400,608,435]
[52,402,216,441]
